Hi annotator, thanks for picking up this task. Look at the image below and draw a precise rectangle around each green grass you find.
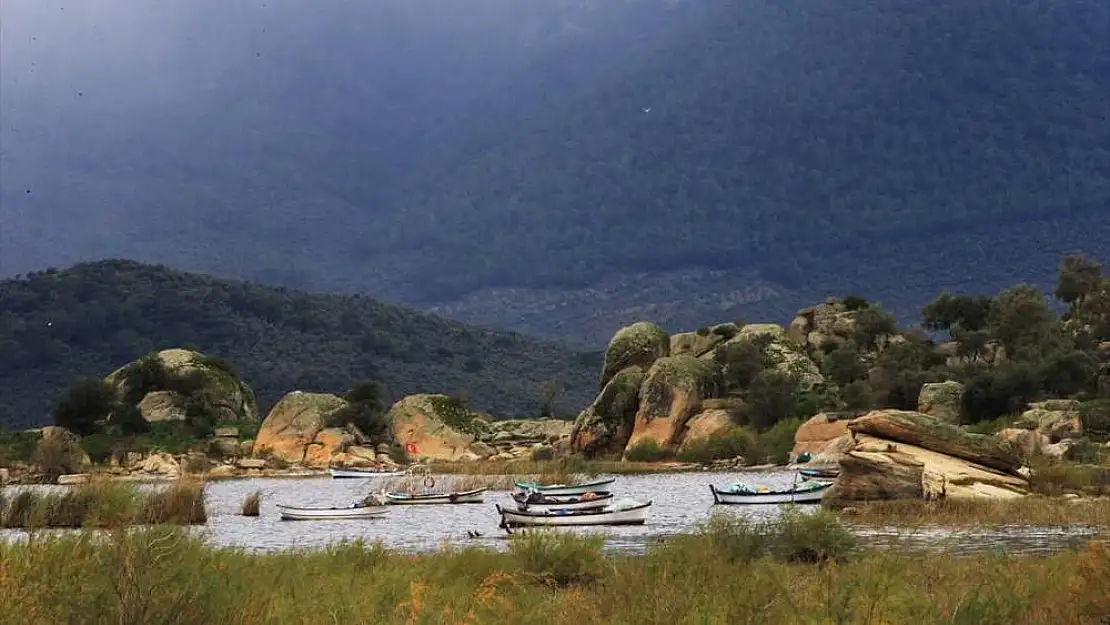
[0,479,206,529]
[0,509,1108,624]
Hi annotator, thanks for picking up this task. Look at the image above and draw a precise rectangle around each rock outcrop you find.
[252,391,351,466]
[107,348,259,422]
[624,355,723,454]
[387,394,485,462]
[571,366,645,457]
[1018,400,1082,442]
[33,426,93,479]
[717,324,824,389]
[790,413,853,460]
[677,409,733,453]
[822,410,1029,505]
[917,381,965,424]
[600,322,669,389]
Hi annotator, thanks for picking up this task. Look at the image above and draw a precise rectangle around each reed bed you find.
[239,490,262,517]
[0,478,206,529]
[0,509,1107,624]
[838,496,1110,528]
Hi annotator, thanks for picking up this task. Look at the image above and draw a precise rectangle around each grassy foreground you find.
[1,510,1108,624]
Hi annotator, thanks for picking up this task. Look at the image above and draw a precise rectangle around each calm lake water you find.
[3,470,1102,555]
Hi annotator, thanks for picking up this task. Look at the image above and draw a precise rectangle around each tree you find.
[328,379,392,442]
[53,377,117,435]
[742,370,800,430]
[821,344,867,386]
[1055,254,1103,310]
[986,285,1055,359]
[922,292,992,334]
[538,379,564,418]
[714,336,772,393]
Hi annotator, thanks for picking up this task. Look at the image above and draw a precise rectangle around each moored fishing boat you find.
[384,487,488,505]
[798,467,840,480]
[276,502,390,521]
[512,476,616,497]
[330,467,408,479]
[710,480,831,505]
[511,490,613,512]
[496,498,652,528]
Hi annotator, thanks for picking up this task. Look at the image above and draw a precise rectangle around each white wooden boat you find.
[276,503,390,521]
[710,480,831,505]
[512,477,616,497]
[511,491,614,512]
[330,467,407,479]
[383,487,487,505]
[497,499,652,527]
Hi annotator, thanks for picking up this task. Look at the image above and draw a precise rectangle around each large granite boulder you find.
[252,391,350,466]
[719,324,824,389]
[677,409,734,453]
[791,413,852,459]
[823,410,1029,505]
[599,322,669,390]
[570,366,645,458]
[107,349,259,422]
[387,394,484,462]
[1018,400,1083,442]
[917,381,965,424]
[624,355,723,454]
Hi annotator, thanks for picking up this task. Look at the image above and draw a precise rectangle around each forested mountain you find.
[0,261,600,429]
[3,0,1108,345]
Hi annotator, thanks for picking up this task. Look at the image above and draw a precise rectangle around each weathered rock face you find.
[849,410,1022,475]
[485,418,572,444]
[34,426,92,477]
[824,410,1029,505]
[823,451,925,506]
[252,391,349,466]
[719,324,824,389]
[996,428,1051,457]
[789,300,860,351]
[387,394,482,462]
[670,329,730,358]
[624,356,723,454]
[571,366,645,458]
[791,413,852,459]
[107,348,260,422]
[137,391,188,422]
[917,381,965,424]
[678,409,734,452]
[1019,400,1082,442]
[600,322,669,390]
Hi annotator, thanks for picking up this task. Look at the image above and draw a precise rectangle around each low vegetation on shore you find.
[1,509,1107,624]
[0,479,206,529]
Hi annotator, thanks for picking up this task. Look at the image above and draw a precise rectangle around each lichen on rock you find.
[624,355,724,453]
[571,366,646,458]
[599,322,669,390]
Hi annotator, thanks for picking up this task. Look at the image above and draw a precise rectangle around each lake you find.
[187,470,1100,555]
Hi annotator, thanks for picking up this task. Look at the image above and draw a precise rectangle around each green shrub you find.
[624,439,667,462]
[1079,400,1110,440]
[508,531,606,588]
[676,427,755,464]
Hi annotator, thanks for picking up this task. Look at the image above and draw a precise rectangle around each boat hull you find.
[384,487,487,505]
[497,501,651,527]
[276,504,390,521]
[512,477,616,497]
[710,483,830,505]
[330,468,407,479]
[511,492,614,512]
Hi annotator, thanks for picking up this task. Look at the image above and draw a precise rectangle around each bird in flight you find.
[642,107,652,113]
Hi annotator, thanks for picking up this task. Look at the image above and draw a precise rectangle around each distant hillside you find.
[3,0,1109,345]
[0,261,600,429]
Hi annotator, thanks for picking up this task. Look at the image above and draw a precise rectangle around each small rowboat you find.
[384,487,487,505]
[710,480,831,505]
[330,467,408,479]
[512,477,616,497]
[798,467,840,480]
[497,499,652,528]
[276,503,390,521]
[511,491,613,512]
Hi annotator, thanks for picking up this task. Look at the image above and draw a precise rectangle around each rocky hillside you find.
[0,261,599,428]
[569,254,1110,467]
[4,1,1109,345]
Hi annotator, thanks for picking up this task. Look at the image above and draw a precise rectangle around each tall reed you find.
[0,478,206,529]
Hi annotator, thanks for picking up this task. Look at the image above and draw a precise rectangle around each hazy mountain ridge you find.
[2,0,1108,345]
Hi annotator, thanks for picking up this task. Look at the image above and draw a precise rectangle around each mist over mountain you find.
[3,0,1108,346]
